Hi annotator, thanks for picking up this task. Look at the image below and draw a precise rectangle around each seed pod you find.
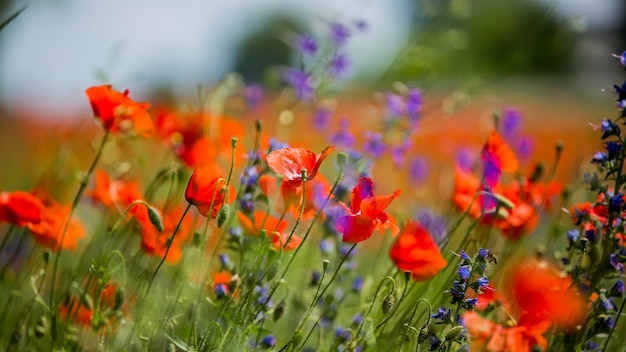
[147,205,164,232]
[382,292,396,314]
[445,326,464,341]
[217,204,230,228]
[114,287,126,311]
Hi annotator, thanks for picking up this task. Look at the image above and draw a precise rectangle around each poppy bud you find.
[273,300,286,321]
[147,205,164,232]
[114,287,126,311]
[445,326,464,341]
[217,204,230,227]
[382,292,396,314]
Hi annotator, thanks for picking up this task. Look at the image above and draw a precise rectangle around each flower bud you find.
[147,205,164,232]
[216,203,230,228]
[382,292,396,314]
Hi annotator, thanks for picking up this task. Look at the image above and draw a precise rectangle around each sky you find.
[0,0,414,115]
[0,0,623,116]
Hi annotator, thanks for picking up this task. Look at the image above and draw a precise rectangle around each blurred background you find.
[2,0,625,194]
[0,0,624,117]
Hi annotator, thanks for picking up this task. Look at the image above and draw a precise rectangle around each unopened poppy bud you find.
[492,193,515,210]
[255,119,262,133]
[217,204,230,227]
[231,137,238,150]
[555,140,564,153]
[445,326,464,341]
[291,330,303,347]
[336,152,349,170]
[114,287,126,311]
[273,300,285,321]
[323,259,330,272]
[147,205,164,232]
[382,292,396,314]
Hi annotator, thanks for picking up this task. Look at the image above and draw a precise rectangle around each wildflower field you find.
[1,7,626,352]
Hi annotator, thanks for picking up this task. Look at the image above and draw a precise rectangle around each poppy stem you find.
[283,169,307,249]
[289,243,356,351]
[49,129,109,344]
[254,169,343,320]
[0,224,16,262]
[143,202,192,300]
[603,294,626,352]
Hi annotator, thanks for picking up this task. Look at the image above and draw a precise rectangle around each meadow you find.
[0,15,625,352]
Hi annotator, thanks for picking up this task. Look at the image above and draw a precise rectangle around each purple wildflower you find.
[353,19,368,32]
[328,53,350,78]
[386,93,405,118]
[295,34,318,56]
[408,156,428,183]
[313,106,333,130]
[417,209,446,244]
[330,117,355,148]
[516,135,535,159]
[458,266,471,281]
[501,107,522,139]
[245,84,264,110]
[363,131,387,159]
[456,148,474,171]
[406,88,422,122]
[260,335,277,349]
[391,141,412,167]
[610,279,625,297]
[283,68,314,101]
[613,51,626,66]
[214,284,228,299]
[268,138,289,152]
[330,23,350,46]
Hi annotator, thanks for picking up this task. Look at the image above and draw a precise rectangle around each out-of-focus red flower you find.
[259,174,331,219]
[389,221,447,281]
[266,146,335,187]
[85,85,153,137]
[59,281,126,331]
[87,169,143,210]
[506,258,586,328]
[481,129,518,187]
[27,198,86,251]
[0,190,44,226]
[185,166,236,218]
[336,176,401,243]
[237,210,302,251]
[155,109,247,167]
[463,311,549,352]
[135,205,195,264]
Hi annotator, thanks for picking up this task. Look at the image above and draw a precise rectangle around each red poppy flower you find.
[463,311,549,352]
[0,190,44,226]
[237,211,302,251]
[389,221,447,281]
[481,130,518,187]
[85,85,153,137]
[27,199,86,251]
[266,146,335,187]
[336,177,401,243]
[506,258,586,328]
[259,174,331,219]
[185,166,236,218]
[135,205,195,264]
[87,170,143,210]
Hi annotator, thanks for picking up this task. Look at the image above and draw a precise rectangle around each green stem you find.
[143,202,192,299]
[291,243,357,351]
[50,129,109,343]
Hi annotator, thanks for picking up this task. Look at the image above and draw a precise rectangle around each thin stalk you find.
[50,130,109,343]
